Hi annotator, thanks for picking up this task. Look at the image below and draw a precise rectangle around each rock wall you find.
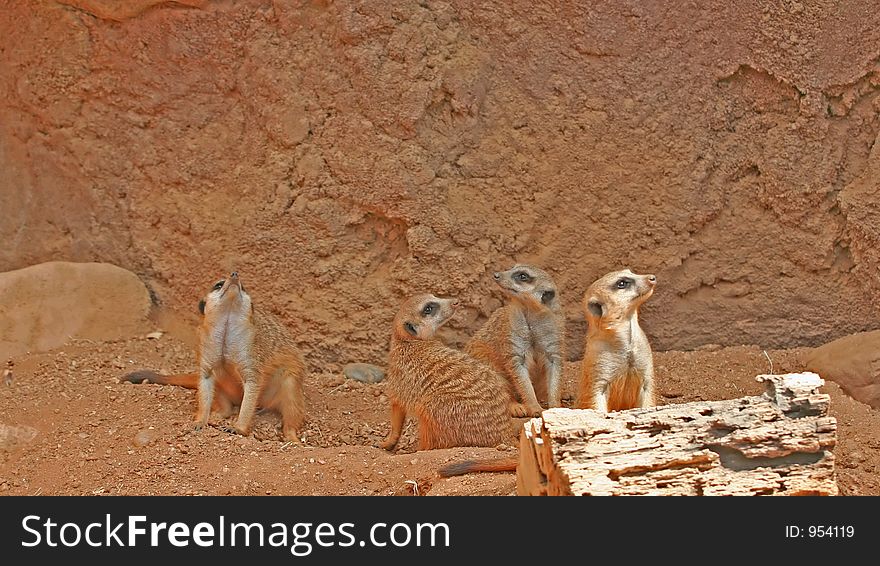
[2,0,879,368]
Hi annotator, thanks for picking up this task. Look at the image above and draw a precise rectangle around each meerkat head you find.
[198,271,253,318]
[493,264,559,309]
[583,269,656,327]
[393,294,460,341]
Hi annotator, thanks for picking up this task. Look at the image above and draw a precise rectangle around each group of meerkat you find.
[121,265,657,468]
[381,265,657,477]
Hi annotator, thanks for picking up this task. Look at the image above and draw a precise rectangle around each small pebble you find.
[133,429,158,447]
[343,363,386,384]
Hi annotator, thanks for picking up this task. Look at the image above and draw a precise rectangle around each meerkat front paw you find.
[215,424,248,437]
[282,434,303,446]
[510,402,542,417]
[525,404,543,417]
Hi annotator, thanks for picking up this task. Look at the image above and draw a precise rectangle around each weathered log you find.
[516,372,837,496]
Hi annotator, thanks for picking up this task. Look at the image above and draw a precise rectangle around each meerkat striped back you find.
[382,294,514,451]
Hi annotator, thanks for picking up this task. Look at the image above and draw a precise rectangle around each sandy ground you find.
[1,331,878,496]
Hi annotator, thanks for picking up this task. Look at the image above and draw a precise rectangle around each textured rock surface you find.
[2,1,880,369]
[517,373,838,496]
[0,261,152,359]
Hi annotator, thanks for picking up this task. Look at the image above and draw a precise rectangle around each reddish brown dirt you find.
[1,326,877,496]
[2,1,879,497]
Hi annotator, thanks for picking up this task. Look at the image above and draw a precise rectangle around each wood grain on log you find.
[517,372,837,496]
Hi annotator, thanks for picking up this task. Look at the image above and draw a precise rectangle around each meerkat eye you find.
[616,279,629,289]
[422,302,438,316]
[516,272,530,282]
[213,280,225,291]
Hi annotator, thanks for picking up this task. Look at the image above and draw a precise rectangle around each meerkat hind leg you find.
[215,393,236,418]
[277,369,305,442]
[529,355,550,407]
[512,358,543,416]
[546,356,563,408]
[417,410,446,450]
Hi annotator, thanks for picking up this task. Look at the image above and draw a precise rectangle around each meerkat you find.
[380,294,514,451]
[576,269,656,413]
[3,360,12,386]
[121,272,306,442]
[465,264,565,417]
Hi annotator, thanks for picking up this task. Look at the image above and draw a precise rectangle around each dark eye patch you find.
[516,271,532,282]
[212,280,225,291]
[422,302,439,316]
[614,277,633,290]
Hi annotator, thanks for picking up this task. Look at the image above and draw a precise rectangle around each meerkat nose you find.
[451,299,461,307]
[493,272,501,280]
[231,271,239,279]
[647,274,657,283]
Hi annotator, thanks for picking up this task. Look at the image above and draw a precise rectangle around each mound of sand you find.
[803,331,880,409]
[0,261,151,360]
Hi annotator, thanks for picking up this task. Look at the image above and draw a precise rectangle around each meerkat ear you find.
[404,322,418,336]
[541,290,556,305]
[587,300,604,318]
[198,299,206,315]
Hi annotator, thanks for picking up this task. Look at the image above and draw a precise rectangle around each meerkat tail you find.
[119,370,200,388]
[438,457,518,477]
